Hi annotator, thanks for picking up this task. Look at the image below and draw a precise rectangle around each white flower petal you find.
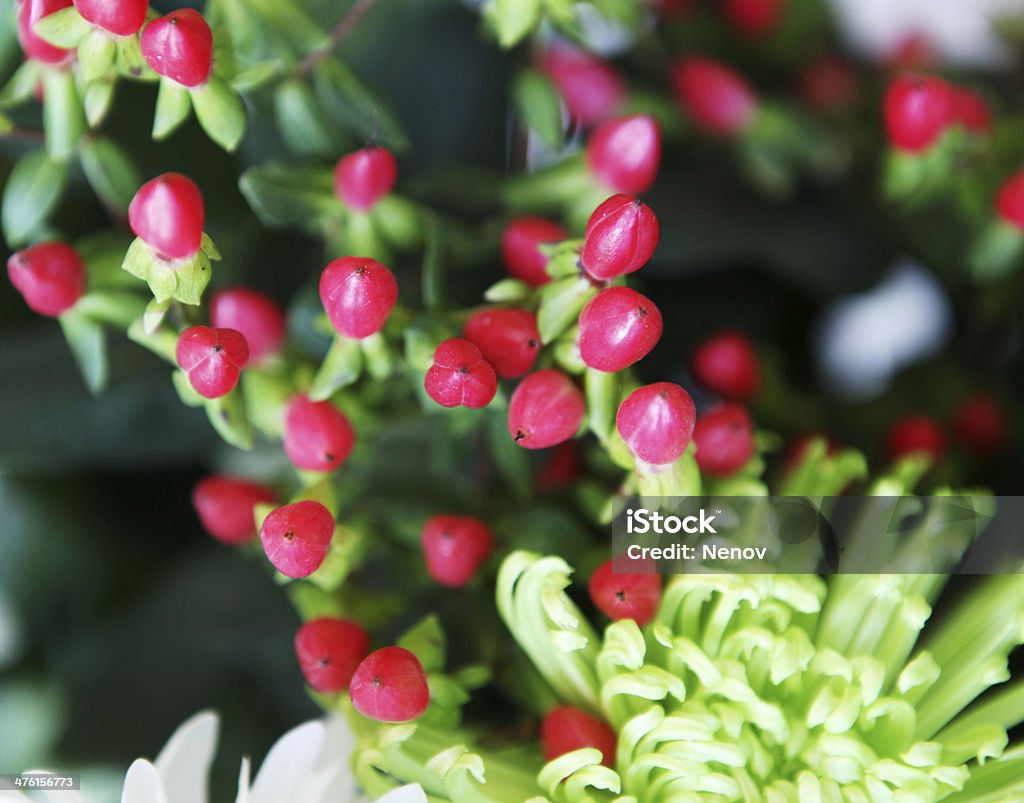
[376,784,428,803]
[121,760,168,803]
[246,721,327,803]
[233,757,251,803]
[154,710,219,803]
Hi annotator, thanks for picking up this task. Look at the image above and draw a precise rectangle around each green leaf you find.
[152,78,191,141]
[273,79,338,157]
[309,334,362,401]
[360,332,394,380]
[41,68,85,161]
[113,33,151,78]
[971,220,1024,282]
[584,368,618,442]
[1,148,67,247]
[484,278,532,303]
[371,195,422,251]
[126,317,178,363]
[77,29,115,81]
[171,370,206,408]
[513,69,563,146]
[83,77,116,127]
[537,276,596,344]
[230,60,281,91]
[32,6,90,48]
[241,367,292,437]
[486,407,532,500]
[142,296,170,333]
[0,60,42,109]
[313,58,409,152]
[487,0,542,46]
[78,135,141,215]
[206,389,253,450]
[238,162,336,228]
[58,308,107,393]
[75,289,144,327]
[191,77,246,152]
[397,615,447,673]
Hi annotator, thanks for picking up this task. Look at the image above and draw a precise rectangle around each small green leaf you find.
[274,79,337,157]
[397,615,447,674]
[77,29,115,81]
[41,68,85,161]
[238,162,336,228]
[488,0,542,47]
[83,77,116,127]
[585,368,619,442]
[172,370,206,408]
[58,307,107,393]
[513,69,564,146]
[403,326,435,372]
[121,237,214,305]
[309,334,362,401]
[2,148,67,247]
[127,317,178,363]
[75,289,144,327]
[0,60,42,109]
[537,276,596,344]
[152,78,191,141]
[200,232,221,260]
[242,367,292,437]
[142,296,170,333]
[360,331,394,380]
[484,278,532,303]
[313,58,409,152]
[231,60,281,91]
[171,250,213,305]
[486,407,532,500]
[32,6,91,48]
[191,77,246,152]
[206,389,253,450]
[371,195,421,251]
[971,219,1024,281]
[78,135,141,214]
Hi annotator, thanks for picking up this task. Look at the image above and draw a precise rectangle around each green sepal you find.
[360,332,395,380]
[241,366,293,437]
[636,445,702,498]
[58,307,108,393]
[544,241,585,280]
[537,276,596,344]
[114,34,151,78]
[309,334,363,401]
[513,68,563,146]
[971,219,1024,282]
[121,237,216,305]
[78,135,141,215]
[32,6,91,48]
[584,368,619,442]
[484,278,532,303]
[551,328,585,375]
[403,326,436,372]
[171,370,206,408]
[77,29,115,81]
[41,68,85,161]
[152,78,192,141]
[306,528,361,592]
[206,388,253,450]
[83,77,116,127]
[397,615,447,674]
[191,77,246,152]
[0,61,42,109]
[1,148,67,246]
[142,297,171,333]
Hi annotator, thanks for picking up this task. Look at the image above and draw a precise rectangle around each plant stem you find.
[297,0,381,76]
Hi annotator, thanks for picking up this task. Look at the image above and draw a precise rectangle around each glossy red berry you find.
[690,330,761,399]
[350,647,430,723]
[616,383,696,466]
[585,115,662,196]
[722,0,784,36]
[577,287,662,373]
[693,403,756,477]
[463,308,541,378]
[955,87,992,135]
[421,514,495,587]
[74,0,148,36]
[537,44,625,126]
[191,475,276,545]
[995,171,1024,231]
[333,147,398,212]
[500,217,567,287]
[128,173,205,260]
[799,56,859,113]
[17,0,73,64]
[887,415,946,462]
[536,441,583,493]
[953,394,1007,455]
[319,256,398,339]
[424,338,497,409]
[670,56,757,137]
[541,706,617,768]
[588,559,662,626]
[140,10,214,88]
[283,394,355,472]
[259,500,335,578]
[882,74,957,153]
[7,241,85,317]
[581,195,659,280]
[210,287,286,365]
[175,326,248,399]
[294,617,370,693]
[508,370,585,450]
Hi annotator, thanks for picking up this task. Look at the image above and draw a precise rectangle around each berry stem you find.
[296,0,381,76]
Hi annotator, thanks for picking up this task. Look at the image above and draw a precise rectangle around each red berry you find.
[580,195,659,281]
[333,147,398,212]
[424,338,497,409]
[319,256,398,339]
[616,383,696,466]
[536,441,583,493]
[73,0,147,36]
[887,415,946,463]
[953,394,1007,455]
[463,308,541,379]
[577,287,662,373]
[693,403,756,477]
[259,500,335,578]
[350,646,430,723]
[175,325,249,399]
[536,45,625,127]
[541,706,617,768]
[421,514,495,587]
[882,73,957,153]
[140,9,213,88]
[955,87,992,135]
[128,173,205,260]
[670,56,757,137]
[7,241,85,317]
[294,617,370,693]
[799,56,859,113]
[585,115,662,196]
[283,394,355,472]
[995,171,1024,231]
[588,559,662,625]
[17,0,73,64]
[210,287,286,365]
[690,330,760,399]
[191,475,276,545]
[501,217,567,287]
[508,370,585,450]
[722,0,784,36]
[887,33,938,71]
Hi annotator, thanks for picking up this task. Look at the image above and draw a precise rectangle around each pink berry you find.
[500,217,567,287]
[140,9,213,88]
[536,44,625,126]
[588,559,662,626]
[693,403,755,477]
[507,370,585,450]
[883,73,957,153]
[421,514,495,587]
[7,241,85,317]
[577,287,662,373]
[995,171,1024,231]
[283,394,355,472]
[955,87,992,135]
[210,287,286,364]
[349,646,430,723]
[424,338,497,409]
[17,0,73,64]
[333,147,398,212]
[670,56,757,137]
[953,393,1007,455]
[722,0,784,36]
[463,307,541,379]
[175,325,249,399]
[541,706,617,768]
[319,256,398,339]
[690,330,760,399]
[616,383,696,466]
[259,500,335,578]
[294,617,370,693]
[73,0,147,36]
[585,115,662,196]
[799,56,859,113]
[580,194,660,280]
[887,415,946,462]
[128,173,205,260]
[192,475,276,545]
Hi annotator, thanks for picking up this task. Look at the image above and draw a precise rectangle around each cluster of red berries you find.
[883,73,991,153]
[887,394,1008,463]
